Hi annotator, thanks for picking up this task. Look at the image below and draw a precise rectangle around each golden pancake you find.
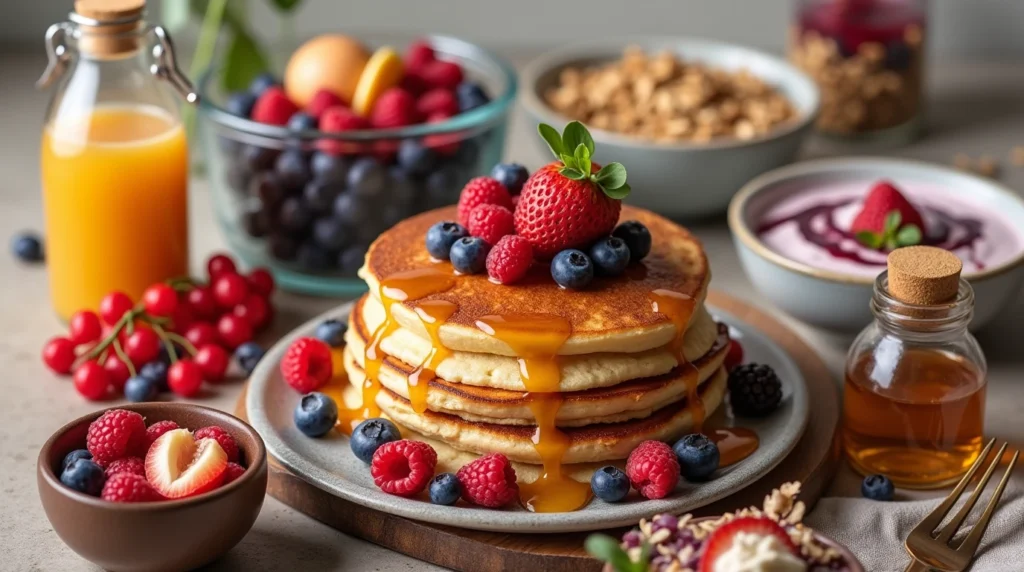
[358,205,710,356]
[347,294,721,391]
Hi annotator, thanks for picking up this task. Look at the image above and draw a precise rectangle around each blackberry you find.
[727,363,782,417]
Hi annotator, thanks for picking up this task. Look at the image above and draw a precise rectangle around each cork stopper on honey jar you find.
[887,246,963,305]
[73,0,146,57]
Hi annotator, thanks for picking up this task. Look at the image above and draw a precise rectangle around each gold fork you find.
[903,438,1019,572]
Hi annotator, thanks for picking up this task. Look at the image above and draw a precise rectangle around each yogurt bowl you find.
[729,157,1024,331]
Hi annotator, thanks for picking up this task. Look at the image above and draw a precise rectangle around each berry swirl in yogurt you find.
[756,179,1023,277]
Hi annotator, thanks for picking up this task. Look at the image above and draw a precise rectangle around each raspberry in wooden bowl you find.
[36,403,267,572]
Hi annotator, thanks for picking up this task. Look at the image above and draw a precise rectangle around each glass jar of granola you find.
[789,0,926,143]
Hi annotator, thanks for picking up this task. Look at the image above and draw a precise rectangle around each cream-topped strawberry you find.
[851,180,924,250]
[699,517,803,572]
[145,429,228,499]
[514,122,630,260]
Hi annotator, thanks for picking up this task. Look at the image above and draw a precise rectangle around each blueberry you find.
[243,145,279,172]
[250,172,286,208]
[313,217,352,251]
[11,232,44,263]
[315,319,347,347]
[124,375,159,402]
[672,433,720,482]
[350,418,401,463]
[612,220,652,262]
[346,157,387,198]
[428,473,462,506]
[551,249,594,289]
[296,242,332,270]
[378,203,408,231]
[139,361,169,391]
[303,179,342,214]
[268,233,300,261]
[279,197,312,234]
[225,91,257,118]
[311,152,351,183]
[287,111,318,132]
[275,149,312,192]
[454,137,481,169]
[294,392,339,438]
[396,139,437,176]
[590,466,630,502]
[249,72,278,96]
[885,41,912,70]
[61,449,92,472]
[60,458,106,496]
[861,474,895,501]
[425,221,469,260]
[235,342,265,375]
[338,245,367,274]
[333,193,371,227]
[589,236,631,277]
[456,81,490,112]
[387,167,419,206]
[490,163,529,194]
[425,166,459,208]
[449,236,490,274]
[243,206,270,239]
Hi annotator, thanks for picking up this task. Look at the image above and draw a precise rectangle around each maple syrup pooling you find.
[475,314,593,513]
[648,289,705,430]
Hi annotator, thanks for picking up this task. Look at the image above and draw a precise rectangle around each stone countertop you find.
[2,50,1023,571]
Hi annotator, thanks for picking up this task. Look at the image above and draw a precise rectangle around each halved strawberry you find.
[145,429,228,499]
[698,517,799,572]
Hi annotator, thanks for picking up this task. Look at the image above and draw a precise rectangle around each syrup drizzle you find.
[649,289,704,431]
[408,300,458,413]
[708,427,759,467]
[475,314,593,513]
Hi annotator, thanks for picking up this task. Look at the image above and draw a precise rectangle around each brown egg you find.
[284,35,371,107]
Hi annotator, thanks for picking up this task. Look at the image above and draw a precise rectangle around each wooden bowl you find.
[37,403,268,572]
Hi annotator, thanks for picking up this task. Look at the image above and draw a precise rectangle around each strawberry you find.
[145,429,228,499]
[306,88,344,119]
[698,517,799,572]
[850,180,925,251]
[404,40,436,71]
[370,87,418,129]
[251,86,299,126]
[514,122,630,260]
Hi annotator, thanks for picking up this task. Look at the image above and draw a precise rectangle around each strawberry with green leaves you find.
[851,181,925,251]
[514,121,631,260]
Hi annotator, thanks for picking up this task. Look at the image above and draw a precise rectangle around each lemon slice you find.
[351,46,405,117]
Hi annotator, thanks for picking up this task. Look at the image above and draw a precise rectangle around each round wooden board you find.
[234,290,841,572]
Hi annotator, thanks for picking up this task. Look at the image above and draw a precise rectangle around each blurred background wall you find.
[6,0,1024,61]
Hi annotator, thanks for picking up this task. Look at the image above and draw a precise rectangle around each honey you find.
[844,348,985,488]
[649,289,704,430]
[408,300,458,414]
[475,314,592,513]
[709,427,760,467]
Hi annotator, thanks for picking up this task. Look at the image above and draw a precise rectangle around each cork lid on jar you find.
[887,246,963,305]
[72,0,146,57]
[74,0,145,22]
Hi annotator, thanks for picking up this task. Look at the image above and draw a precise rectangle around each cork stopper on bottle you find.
[73,0,146,57]
[887,246,963,305]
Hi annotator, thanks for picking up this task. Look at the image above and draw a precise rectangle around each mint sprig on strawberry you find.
[855,210,922,251]
[538,121,631,199]
[585,534,650,572]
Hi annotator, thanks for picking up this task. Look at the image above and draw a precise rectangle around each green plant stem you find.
[80,310,138,363]
[183,0,230,137]
[150,322,180,363]
[111,339,138,378]
[166,331,199,357]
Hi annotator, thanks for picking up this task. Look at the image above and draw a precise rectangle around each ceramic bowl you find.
[520,37,819,219]
[37,403,268,572]
[729,157,1024,331]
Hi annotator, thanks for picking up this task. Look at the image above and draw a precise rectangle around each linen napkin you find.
[805,482,1024,572]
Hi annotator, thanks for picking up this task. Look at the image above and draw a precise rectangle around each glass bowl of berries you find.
[196,34,517,296]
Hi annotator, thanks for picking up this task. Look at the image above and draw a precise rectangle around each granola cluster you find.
[543,47,797,144]
[621,482,846,572]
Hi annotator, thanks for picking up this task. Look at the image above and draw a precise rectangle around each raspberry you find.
[370,87,418,129]
[104,456,146,477]
[724,338,744,371]
[625,440,680,500]
[318,105,369,155]
[404,40,435,70]
[415,88,458,118]
[145,420,179,449]
[456,177,513,226]
[486,235,534,285]
[416,60,463,90]
[280,337,333,393]
[467,204,515,245]
[370,440,437,497]
[456,453,519,507]
[223,462,247,485]
[424,112,460,156]
[251,86,299,125]
[101,472,163,503]
[194,426,240,463]
[306,88,344,119]
[86,409,148,467]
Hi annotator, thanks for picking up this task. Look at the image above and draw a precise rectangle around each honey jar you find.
[842,246,987,489]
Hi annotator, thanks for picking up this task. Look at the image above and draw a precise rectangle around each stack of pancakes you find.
[341,206,729,479]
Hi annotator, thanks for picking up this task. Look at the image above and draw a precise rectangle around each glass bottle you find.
[843,247,987,489]
[789,0,927,144]
[38,0,197,320]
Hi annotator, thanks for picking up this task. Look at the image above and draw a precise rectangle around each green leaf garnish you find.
[584,534,647,572]
[222,29,270,91]
[855,210,922,251]
[884,211,902,235]
[855,231,883,250]
[896,224,922,247]
[537,121,630,200]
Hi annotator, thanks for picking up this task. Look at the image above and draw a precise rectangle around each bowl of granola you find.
[586,483,863,571]
[521,38,819,219]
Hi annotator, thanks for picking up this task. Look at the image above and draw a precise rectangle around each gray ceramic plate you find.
[246,302,809,533]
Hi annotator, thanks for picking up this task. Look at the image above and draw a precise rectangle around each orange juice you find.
[41,104,188,320]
